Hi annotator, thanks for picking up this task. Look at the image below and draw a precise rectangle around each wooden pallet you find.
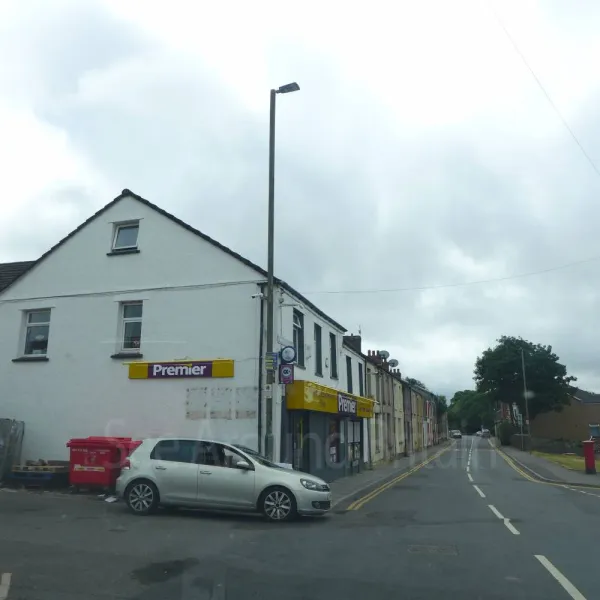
[13,465,69,473]
[8,470,69,488]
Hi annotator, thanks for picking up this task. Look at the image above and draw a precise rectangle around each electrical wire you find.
[487,1,600,178]
[302,254,600,296]
[301,7,600,298]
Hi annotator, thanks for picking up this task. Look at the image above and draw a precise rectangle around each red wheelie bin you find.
[66,436,141,492]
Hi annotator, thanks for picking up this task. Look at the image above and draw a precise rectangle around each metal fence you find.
[0,419,25,482]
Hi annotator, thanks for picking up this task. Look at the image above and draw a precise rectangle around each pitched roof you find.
[0,261,36,292]
[0,189,346,332]
[570,388,600,404]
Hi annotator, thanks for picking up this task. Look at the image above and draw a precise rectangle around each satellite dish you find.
[388,359,399,368]
[378,350,390,360]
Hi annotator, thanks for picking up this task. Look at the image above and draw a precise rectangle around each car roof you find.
[139,437,244,449]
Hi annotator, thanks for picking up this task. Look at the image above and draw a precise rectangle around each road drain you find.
[407,545,458,556]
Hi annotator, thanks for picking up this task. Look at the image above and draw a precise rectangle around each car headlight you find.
[300,478,323,491]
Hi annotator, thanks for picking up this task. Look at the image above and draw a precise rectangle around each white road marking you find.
[0,573,12,600]
[535,555,587,600]
[503,519,520,535]
[473,485,486,498]
[566,486,600,499]
[467,473,474,482]
[466,465,470,472]
[488,504,504,519]
[487,504,520,535]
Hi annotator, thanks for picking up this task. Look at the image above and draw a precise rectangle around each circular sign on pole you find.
[281,365,292,378]
[280,345,296,364]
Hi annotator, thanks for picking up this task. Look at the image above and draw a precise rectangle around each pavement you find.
[1,436,599,599]
[498,443,600,488]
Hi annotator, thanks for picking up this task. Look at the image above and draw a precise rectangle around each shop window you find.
[293,309,305,367]
[358,363,364,396]
[120,301,143,352]
[22,309,51,356]
[346,356,353,393]
[329,333,338,378]
[112,221,139,252]
[314,323,322,376]
[328,418,340,464]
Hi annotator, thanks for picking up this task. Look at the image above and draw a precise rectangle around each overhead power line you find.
[302,254,600,296]
[488,2,600,178]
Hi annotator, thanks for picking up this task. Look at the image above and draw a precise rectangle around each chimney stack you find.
[343,334,362,354]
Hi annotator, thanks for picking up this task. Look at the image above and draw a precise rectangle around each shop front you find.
[281,380,374,483]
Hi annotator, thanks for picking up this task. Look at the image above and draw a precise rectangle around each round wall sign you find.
[280,345,296,364]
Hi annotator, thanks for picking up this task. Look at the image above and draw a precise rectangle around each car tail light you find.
[122,459,131,470]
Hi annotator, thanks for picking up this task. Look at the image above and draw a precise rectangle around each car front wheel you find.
[260,486,297,522]
[126,480,159,515]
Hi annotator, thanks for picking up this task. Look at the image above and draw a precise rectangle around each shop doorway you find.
[348,419,362,475]
[291,411,310,472]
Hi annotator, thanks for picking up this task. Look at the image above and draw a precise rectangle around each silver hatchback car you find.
[115,438,332,522]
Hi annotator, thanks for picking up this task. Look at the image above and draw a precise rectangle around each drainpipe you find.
[257,288,265,454]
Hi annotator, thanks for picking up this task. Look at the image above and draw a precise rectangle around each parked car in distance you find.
[115,438,331,522]
[476,430,482,437]
[481,429,491,438]
[451,430,462,439]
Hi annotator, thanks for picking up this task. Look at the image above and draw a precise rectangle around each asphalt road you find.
[1,436,598,599]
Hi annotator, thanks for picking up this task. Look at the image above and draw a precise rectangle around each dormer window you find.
[112,221,139,252]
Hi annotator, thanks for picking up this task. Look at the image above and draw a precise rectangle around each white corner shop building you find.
[0,190,372,480]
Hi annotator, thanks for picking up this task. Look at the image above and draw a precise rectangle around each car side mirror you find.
[236,460,252,470]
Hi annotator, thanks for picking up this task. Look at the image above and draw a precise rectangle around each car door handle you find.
[199,470,212,475]
[155,465,167,470]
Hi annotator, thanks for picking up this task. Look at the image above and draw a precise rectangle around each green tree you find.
[474,335,575,421]
[406,377,428,390]
[435,394,448,416]
[448,390,494,432]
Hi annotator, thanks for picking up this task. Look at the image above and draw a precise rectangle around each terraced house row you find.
[0,190,448,483]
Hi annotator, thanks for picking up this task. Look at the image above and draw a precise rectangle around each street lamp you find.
[265,82,300,460]
[521,348,531,452]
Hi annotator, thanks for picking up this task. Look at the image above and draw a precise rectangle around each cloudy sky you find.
[1,0,600,397]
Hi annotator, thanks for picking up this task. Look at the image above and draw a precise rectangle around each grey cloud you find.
[5,1,600,395]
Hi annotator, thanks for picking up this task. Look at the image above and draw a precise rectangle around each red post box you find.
[582,440,596,475]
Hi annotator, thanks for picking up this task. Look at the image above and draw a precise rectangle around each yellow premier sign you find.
[286,380,374,419]
[128,359,234,380]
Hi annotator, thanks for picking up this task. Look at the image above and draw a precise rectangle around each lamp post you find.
[265,82,300,460]
[521,347,531,452]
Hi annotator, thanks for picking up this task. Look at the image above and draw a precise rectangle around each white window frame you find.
[112,221,140,251]
[119,301,143,352]
[292,309,305,367]
[22,309,51,356]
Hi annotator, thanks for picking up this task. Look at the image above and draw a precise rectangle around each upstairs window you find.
[329,333,338,378]
[112,221,139,252]
[346,356,353,393]
[358,362,364,396]
[23,309,51,356]
[120,302,143,352]
[314,323,323,376]
[293,309,305,367]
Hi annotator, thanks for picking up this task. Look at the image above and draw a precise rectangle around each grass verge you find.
[532,451,585,471]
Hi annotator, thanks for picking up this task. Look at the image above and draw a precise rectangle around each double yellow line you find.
[494,445,539,483]
[493,442,600,492]
[347,444,453,511]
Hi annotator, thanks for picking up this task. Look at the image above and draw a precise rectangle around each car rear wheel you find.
[126,480,159,515]
[260,486,297,522]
